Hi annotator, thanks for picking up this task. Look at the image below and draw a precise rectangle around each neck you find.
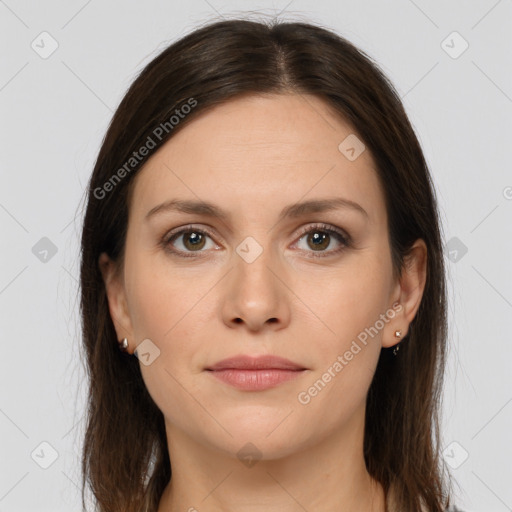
[157,410,386,512]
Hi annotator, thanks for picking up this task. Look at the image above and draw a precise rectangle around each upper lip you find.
[206,355,306,371]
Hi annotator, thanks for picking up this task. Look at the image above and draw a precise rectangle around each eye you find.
[162,226,218,257]
[292,223,350,258]
[161,223,351,259]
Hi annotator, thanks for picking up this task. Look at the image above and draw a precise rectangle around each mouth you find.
[205,355,307,391]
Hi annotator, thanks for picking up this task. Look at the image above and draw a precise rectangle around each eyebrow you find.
[145,197,369,222]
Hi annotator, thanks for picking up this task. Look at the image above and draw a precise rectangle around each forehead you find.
[128,93,386,226]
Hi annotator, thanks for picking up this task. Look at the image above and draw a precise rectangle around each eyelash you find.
[161,222,351,259]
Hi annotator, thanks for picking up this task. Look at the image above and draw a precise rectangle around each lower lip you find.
[207,369,305,391]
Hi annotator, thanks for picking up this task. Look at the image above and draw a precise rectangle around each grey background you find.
[1,1,511,511]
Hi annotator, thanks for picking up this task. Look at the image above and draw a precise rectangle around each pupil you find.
[189,233,201,244]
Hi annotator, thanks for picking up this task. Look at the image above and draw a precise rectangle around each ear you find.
[382,239,427,349]
[99,252,134,353]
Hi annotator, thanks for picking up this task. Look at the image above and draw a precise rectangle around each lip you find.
[205,355,307,391]
[206,355,306,371]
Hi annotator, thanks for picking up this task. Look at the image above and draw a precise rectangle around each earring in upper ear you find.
[393,330,402,356]
[118,338,129,352]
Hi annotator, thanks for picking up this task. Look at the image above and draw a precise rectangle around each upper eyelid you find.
[295,222,349,238]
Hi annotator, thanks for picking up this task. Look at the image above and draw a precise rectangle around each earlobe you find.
[98,252,134,351]
[383,239,427,349]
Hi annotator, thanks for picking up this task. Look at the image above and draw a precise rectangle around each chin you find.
[211,434,305,463]
[201,413,312,461]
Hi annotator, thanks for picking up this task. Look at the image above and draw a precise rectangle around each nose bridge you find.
[234,235,279,299]
[222,234,290,330]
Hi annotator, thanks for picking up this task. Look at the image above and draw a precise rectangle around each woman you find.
[80,18,458,511]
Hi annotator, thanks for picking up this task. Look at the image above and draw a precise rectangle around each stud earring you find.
[118,338,129,352]
[393,330,402,356]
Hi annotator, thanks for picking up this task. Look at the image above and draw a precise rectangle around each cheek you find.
[292,267,388,427]
[125,252,208,340]
[125,260,214,428]
[125,255,220,389]
[295,256,390,352]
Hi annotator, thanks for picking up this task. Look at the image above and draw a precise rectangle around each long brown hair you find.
[79,18,452,511]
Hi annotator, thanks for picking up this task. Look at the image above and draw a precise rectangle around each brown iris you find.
[307,231,330,251]
[182,231,206,251]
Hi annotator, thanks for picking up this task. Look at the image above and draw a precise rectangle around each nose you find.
[221,244,291,332]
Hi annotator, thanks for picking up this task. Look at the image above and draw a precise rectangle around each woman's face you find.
[101,93,422,460]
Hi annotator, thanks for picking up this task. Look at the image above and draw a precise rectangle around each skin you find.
[100,93,427,512]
